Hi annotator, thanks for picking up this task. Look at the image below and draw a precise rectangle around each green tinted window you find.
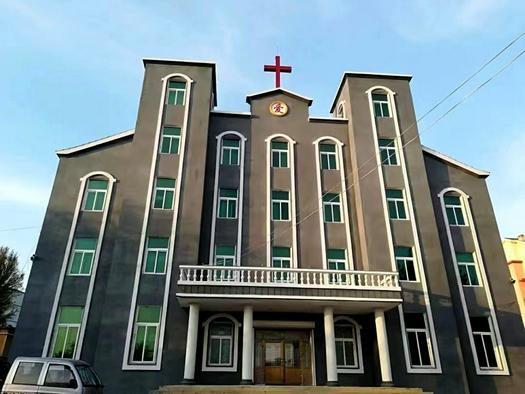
[271,141,288,168]
[218,189,238,218]
[83,180,108,211]
[154,178,175,209]
[320,144,336,152]
[327,249,345,260]
[147,237,169,249]
[156,178,175,188]
[216,245,235,256]
[221,139,240,166]
[395,246,412,257]
[320,144,337,170]
[167,82,186,106]
[386,189,403,199]
[272,247,290,258]
[137,306,161,323]
[58,307,83,324]
[456,253,474,263]
[160,127,181,154]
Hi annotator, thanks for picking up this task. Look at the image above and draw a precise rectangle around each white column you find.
[323,307,338,385]
[241,305,254,384]
[374,309,393,385]
[182,304,199,384]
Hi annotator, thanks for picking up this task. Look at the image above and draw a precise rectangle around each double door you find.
[254,329,312,385]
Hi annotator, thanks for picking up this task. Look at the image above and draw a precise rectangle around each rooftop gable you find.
[422,145,490,178]
[56,129,135,156]
[246,88,313,106]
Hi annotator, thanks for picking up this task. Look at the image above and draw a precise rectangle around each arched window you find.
[371,89,391,118]
[82,177,109,212]
[443,191,468,227]
[166,78,187,106]
[336,102,346,118]
[202,314,240,372]
[334,317,363,373]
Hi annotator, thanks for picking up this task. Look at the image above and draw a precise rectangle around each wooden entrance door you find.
[255,330,313,385]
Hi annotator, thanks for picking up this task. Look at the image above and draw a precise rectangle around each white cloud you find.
[386,0,506,42]
[0,176,50,207]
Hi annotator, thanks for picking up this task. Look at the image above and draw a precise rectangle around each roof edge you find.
[56,129,135,156]
[330,70,413,113]
[142,58,217,106]
[246,88,313,105]
[421,145,490,177]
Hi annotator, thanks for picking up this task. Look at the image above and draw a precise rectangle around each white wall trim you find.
[422,146,489,177]
[56,130,135,156]
[313,137,354,270]
[265,134,298,269]
[208,131,247,268]
[201,313,240,372]
[42,171,116,358]
[122,72,194,370]
[437,187,509,375]
[176,293,403,303]
[334,316,364,374]
[367,86,442,373]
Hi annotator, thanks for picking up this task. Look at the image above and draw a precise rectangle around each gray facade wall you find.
[10,61,525,394]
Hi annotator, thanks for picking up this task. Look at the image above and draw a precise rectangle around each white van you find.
[2,357,103,393]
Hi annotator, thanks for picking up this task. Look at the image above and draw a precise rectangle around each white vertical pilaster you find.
[375,309,393,385]
[241,305,254,384]
[182,304,200,383]
[323,307,338,385]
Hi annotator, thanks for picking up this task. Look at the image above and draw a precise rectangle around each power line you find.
[0,226,40,233]
[239,39,525,260]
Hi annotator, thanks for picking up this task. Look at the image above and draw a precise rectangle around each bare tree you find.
[0,247,24,327]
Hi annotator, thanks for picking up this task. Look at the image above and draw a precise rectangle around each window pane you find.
[321,154,329,170]
[63,326,79,358]
[407,332,421,366]
[344,341,356,366]
[220,338,231,364]
[455,209,466,225]
[133,326,146,361]
[467,265,479,285]
[335,341,344,366]
[397,259,407,281]
[470,317,490,332]
[227,200,236,218]
[87,180,108,190]
[272,191,289,200]
[137,306,161,323]
[216,245,235,256]
[456,253,474,263]
[446,207,457,225]
[395,246,412,257]
[93,192,105,211]
[70,252,83,274]
[397,201,407,219]
[220,188,237,198]
[320,144,336,153]
[13,362,44,385]
[483,336,498,367]
[209,338,221,364]
[155,251,167,273]
[335,323,353,338]
[327,249,345,260]
[143,326,157,361]
[80,252,93,275]
[329,155,337,169]
[404,313,425,329]
[324,204,333,222]
[473,335,488,368]
[333,205,341,222]
[84,191,96,210]
[156,178,176,188]
[148,237,169,248]
[386,189,402,199]
[381,102,390,117]
[406,260,417,281]
[230,149,239,165]
[373,102,382,117]
[388,201,397,219]
[145,251,156,273]
[322,193,339,203]
[223,139,239,147]
[272,151,280,167]
[417,332,431,365]
[44,364,77,388]
[52,327,67,357]
[58,307,83,324]
[273,247,290,257]
[164,190,174,209]
[167,91,176,105]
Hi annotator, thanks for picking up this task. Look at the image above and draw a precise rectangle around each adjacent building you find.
[10,58,525,393]
[502,234,525,326]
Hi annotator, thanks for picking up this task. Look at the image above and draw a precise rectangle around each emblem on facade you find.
[269,101,288,116]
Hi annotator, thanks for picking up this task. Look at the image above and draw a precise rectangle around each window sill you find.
[337,367,363,374]
[202,366,237,372]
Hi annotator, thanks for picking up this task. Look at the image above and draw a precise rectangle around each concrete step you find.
[153,385,425,394]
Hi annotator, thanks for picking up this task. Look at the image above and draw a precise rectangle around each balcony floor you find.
[153,385,424,394]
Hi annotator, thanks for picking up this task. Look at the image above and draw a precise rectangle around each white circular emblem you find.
[269,101,288,116]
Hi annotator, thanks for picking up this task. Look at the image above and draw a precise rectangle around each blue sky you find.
[1,0,524,286]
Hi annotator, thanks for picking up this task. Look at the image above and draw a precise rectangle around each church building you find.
[11,57,525,393]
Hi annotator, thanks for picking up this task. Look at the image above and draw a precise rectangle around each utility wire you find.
[239,41,525,260]
[0,226,40,232]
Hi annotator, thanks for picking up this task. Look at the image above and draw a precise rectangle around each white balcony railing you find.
[178,265,400,291]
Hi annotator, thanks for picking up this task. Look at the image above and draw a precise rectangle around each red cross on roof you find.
[264,55,292,88]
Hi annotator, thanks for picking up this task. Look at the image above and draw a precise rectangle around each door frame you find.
[253,320,316,386]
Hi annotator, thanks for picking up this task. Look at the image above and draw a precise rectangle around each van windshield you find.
[76,365,102,387]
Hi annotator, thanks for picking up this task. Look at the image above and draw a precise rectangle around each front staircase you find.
[152,386,425,394]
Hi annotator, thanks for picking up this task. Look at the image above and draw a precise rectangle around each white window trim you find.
[323,195,343,223]
[336,101,346,119]
[201,314,240,372]
[217,190,238,219]
[327,252,348,285]
[271,191,291,221]
[50,323,81,359]
[67,248,95,276]
[320,148,339,170]
[143,244,169,275]
[438,187,509,375]
[153,185,175,210]
[130,314,161,365]
[214,246,236,281]
[271,144,289,168]
[386,191,409,221]
[160,131,180,155]
[82,188,106,212]
[445,200,468,227]
[405,314,435,369]
[220,140,240,166]
[334,317,364,374]
[457,253,482,287]
[472,317,502,370]
[395,248,419,283]
[379,140,399,166]
[166,84,186,106]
